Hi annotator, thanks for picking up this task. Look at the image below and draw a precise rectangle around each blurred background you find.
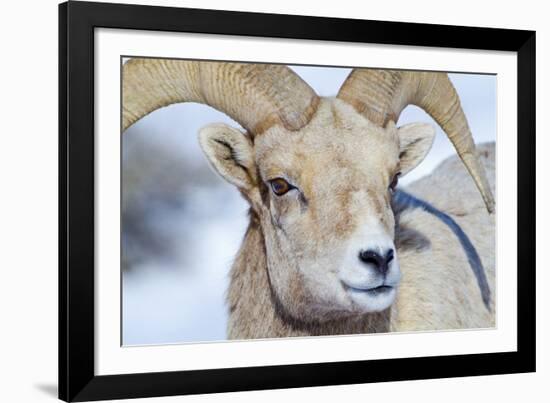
[122,63,496,346]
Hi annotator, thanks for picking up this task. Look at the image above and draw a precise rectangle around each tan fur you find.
[199,99,495,338]
[393,143,496,330]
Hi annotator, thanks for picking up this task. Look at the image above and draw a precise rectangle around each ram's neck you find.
[226,214,392,339]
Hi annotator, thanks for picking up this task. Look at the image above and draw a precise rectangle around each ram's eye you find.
[389,172,401,193]
[270,178,292,196]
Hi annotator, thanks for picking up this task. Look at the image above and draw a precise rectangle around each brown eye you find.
[270,178,292,196]
[389,172,401,193]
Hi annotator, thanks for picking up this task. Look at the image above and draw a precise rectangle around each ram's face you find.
[199,98,435,322]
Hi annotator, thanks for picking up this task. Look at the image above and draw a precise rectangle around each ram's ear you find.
[397,122,436,176]
[198,123,257,191]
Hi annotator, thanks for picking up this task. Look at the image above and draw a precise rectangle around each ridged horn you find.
[122,58,319,135]
[337,69,495,213]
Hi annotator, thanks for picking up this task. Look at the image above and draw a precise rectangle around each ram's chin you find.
[347,286,396,313]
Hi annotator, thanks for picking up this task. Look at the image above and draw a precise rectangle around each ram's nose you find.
[358,249,394,275]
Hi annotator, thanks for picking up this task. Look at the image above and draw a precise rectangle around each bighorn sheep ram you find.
[123,59,495,338]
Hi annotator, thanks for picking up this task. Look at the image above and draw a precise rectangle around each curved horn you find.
[123,59,319,135]
[337,70,495,214]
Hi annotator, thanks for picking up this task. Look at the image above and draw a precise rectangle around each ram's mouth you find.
[342,281,397,312]
[341,280,395,294]
[346,284,394,295]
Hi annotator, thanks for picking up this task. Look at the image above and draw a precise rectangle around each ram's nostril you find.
[358,248,395,275]
[386,249,394,264]
[358,250,382,266]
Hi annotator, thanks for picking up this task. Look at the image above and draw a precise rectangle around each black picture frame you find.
[59,1,536,401]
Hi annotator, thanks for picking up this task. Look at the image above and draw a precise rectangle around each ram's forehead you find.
[254,98,400,172]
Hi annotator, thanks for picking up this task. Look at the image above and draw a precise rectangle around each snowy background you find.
[121,64,496,346]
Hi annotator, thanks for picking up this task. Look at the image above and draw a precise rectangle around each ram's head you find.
[123,60,494,322]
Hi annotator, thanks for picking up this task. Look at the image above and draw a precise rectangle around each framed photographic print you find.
[59,1,536,401]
